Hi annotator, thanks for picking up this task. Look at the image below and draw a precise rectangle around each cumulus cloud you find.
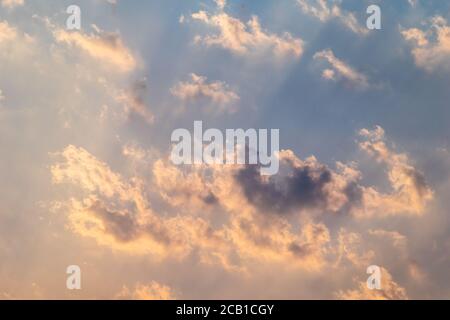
[115,282,177,300]
[53,25,137,72]
[358,126,434,217]
[297,0,367,35]
[50,145,335,272]
[51,145,235,265]
[49,125,433,280]
[189,1,303,58]
[313,49,369,89]
[402,16,450,72]
[336,268,408,300]
[171,73,239,113]
[1,0,24,9]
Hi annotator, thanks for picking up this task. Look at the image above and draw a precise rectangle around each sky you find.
[1,0,450,300]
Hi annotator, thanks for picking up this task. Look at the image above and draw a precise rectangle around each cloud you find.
[51,146,234,264]
[1,0,448,300]
[189,2,303,58]
[1,0,24,9]
[368,229,407,251]
[236,161,333,214]
[53,25,137,72]
[334,229,375,268]
[401,28,428,47]
[215,0,226,11]
[51,145,132,201]
[116,78,154,124]
[297,0,367,35]
[50,145,334,272]
[336,268,408,300]
[313,49,369,89]
[402,16,450,72]
[358,126,434,217]
[171,73,239,113]
[115,282,177,300]
[234,127,433,218]
[0,21,17,43]
[49,124,433,279]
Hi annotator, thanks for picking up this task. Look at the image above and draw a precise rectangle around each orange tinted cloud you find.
[190,2,303,58]
[337,268,408,300]
[53,26,136,72]
[402,16,450,72]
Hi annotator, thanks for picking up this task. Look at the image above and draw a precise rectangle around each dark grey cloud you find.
[89,201,174,246]
[235,164,333,214]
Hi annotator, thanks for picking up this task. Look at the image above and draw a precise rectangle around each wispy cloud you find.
[297,0,367,35]
[171,73,239,113]
[313,49,369,89]
[53,25,137,72]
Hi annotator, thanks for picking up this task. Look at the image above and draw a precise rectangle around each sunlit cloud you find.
[115,282,177,300]
[402,16,450,72]
[1,0,24,9]
[53,25,137,73]
[189,1,304,59]
[337,268,408,300]
[313,49,369,89]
